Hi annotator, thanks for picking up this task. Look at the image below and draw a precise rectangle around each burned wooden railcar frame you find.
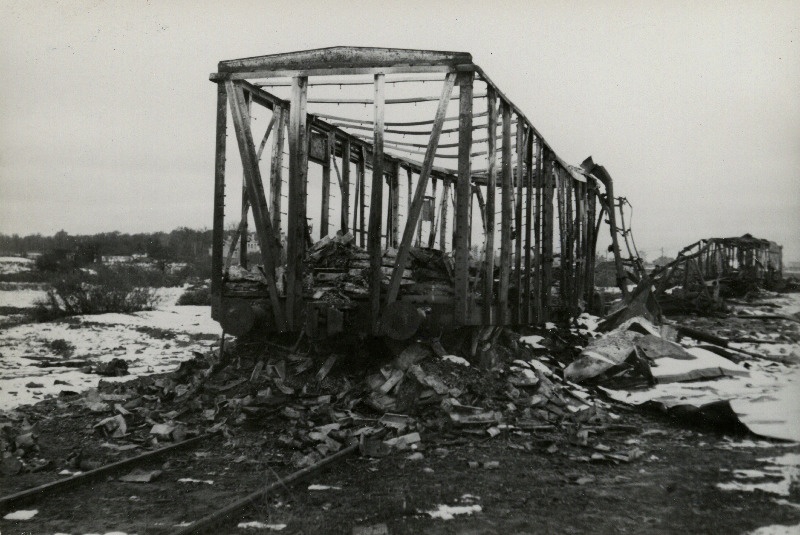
[652,234,783,303]
[209,47,614,339]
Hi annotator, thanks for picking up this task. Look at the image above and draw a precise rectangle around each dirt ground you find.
[1,384,799,534]
[1,291,799,535]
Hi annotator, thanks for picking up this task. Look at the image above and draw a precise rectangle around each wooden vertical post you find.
[341,137,350,234]
[564,170,575,312]
[555,167,566,308]
[541,152,554,321]
[391,161,400,247]
[523,130,534,324]
[439,180,450,251]
[407,168,413,221]
[239,91,252,268]
[385,173,393,249]
[483,87,498,324]
[586,182,597,299]
[369,73,386,333]
[287,76,309,331]
[574,179,581,310]
[269,105,286,243]
[533,141,544,322]
[358,146,366,248]
[513,122,525,324]
[499,101,513,325]
[577,180,588,307]
[211,83,227,316]
[426,178,439,248]
[454,70,473,324]
[320,131,333,238]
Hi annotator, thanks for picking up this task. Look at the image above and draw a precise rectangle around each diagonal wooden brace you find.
[226,81,287,332]
[385,72,456,306]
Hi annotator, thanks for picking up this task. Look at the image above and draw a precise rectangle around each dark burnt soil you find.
[2,300,799,535]
[1,398,798,535]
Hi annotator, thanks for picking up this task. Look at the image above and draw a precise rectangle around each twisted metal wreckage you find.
[207,47,654,341]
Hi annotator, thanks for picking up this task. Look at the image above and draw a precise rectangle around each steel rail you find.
[0,433,216,513]
[172,443,359,534]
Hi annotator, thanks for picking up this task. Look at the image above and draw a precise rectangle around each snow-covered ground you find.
[602,293,800,442]
[0,285,220,411]
[0,286,48,308]
[0,256,34,275]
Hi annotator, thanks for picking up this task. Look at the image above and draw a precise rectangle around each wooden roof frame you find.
[210,46,575,178]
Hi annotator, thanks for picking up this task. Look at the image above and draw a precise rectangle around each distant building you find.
[215,232,260,257]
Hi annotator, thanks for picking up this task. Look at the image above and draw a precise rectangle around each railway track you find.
[0,429,359,534]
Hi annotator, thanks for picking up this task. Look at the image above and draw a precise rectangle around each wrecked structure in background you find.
[208,47,636,342]
[649,234,784,312]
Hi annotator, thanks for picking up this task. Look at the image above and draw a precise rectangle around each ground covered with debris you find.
[1,290,799,534]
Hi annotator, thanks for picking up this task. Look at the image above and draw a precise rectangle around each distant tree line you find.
[0,227,214,263]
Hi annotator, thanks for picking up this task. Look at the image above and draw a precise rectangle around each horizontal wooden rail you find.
[314,110,488,126]
[307,92,486,105]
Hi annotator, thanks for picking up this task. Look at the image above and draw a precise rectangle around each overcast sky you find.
[1,0,798,261]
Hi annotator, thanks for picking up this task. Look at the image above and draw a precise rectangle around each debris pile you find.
[1,311,650,479]
[228,231,458,306]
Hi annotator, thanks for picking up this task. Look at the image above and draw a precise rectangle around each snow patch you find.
[717,453,800,497]
[0,305,220,411]
[519,335,546,349]
[3,509,38,520]
[748,522,800,535]
[238,521,287,530]
[442,355,470,367]
[426,504,482,520]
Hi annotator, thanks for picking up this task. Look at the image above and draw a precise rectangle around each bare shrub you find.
[176,283,211,306]
[34,266,158,320]
[49,338,74,357]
